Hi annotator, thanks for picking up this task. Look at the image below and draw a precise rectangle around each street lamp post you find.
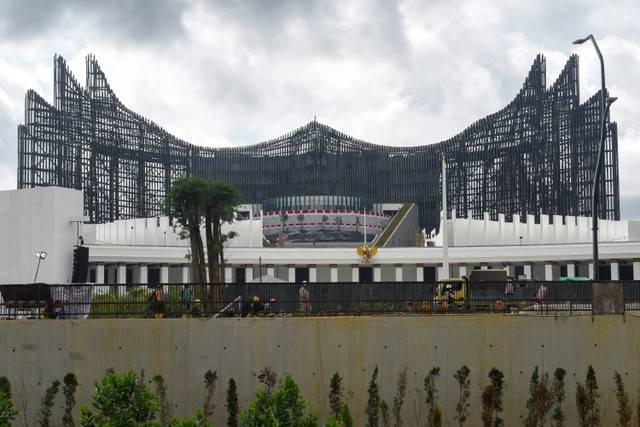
[573,34,615,281]
[34,251,48,283]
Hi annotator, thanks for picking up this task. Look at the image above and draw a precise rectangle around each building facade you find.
[18,54,620,230]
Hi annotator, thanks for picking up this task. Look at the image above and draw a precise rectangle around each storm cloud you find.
[1,0,639,217]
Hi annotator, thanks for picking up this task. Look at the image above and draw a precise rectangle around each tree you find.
[380,400,390,427]
[328,373,343,420]
[481,368,505,427]
[80,370,157,426]
[38,380,60,427]
[453,366,471,427]
[171,411,212,427]
[153,375,172,427]
[62,373,79,427]
[613,372,631,427]
[202,370,218,421]
[424,367,441,427]
[201,180,240,307]
[523,367,553,427]
[258,367,278,394]
[226,378,239,427]
[164,177,210,284]
[575,366,600,427]
[297,214,305,231]
[392,368,407,427]
[366,366,380,427]
[551,368,566,427]
[240,375,317,426]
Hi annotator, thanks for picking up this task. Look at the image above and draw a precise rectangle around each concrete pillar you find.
[352,265,359,282]
[330,265,338,283]
[437,265,444,281]
[395,264,403,282]
[373,265,381,282]
[160,264,169,292]
[611,260,619,281]
[458,264,467,278]
[416,264,424,282]
[117,263,127,296]
[246,266,254,282]
[181,264,190,283]
[524,263,532,280]
[634,260,640,280]
[95,263,105,284]
[589,263,594,280]
[506,263,515,278]
[267,265,275,277]
[544,262,553,281]
[139,263,148,284]
[224,266,232,284]
[288,266,295,283]
[567,262,576,277]
[309,265,317,283]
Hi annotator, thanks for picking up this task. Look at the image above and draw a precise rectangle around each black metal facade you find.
[18,54,620,230]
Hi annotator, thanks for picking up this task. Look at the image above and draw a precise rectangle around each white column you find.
[506,263,515,278]
[416,265,424,282]
[589,263,594,280]
[288,266,295,283]
[544,262,553,281]
[436,265,443,281]
[309,266,317,283]
[634,261,640,280]
[611,261,619,281]
[524,263,532,280]
[181,264,190,283]
[95,263,105,284]
[567,262,576,277]
[480,264,489,270]
[373,265,381,282]
[139,263,148,284]
[458,264,467,278]
[267,265,275,277]
[395,265,403,282]
[224,267,232,284]
[160,264,169,289]
[246,266,254,282]
[117,263,127,296]
[352,265,359,282]
[330,265,338,283]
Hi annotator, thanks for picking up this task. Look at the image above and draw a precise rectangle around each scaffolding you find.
[18,54,619,230]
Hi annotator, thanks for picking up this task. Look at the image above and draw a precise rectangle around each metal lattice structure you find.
[18,54,619,230]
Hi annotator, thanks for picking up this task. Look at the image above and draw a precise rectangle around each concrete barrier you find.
[0,314,637,426]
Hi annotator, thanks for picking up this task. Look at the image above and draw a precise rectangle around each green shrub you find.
[0,377,17,427]
[453,366,471,427]
[613,371,631,427]
[171,411,212,427]
[38,380,60,427]
[481,368,505,427]
[366,366,380,427]
[240,375,317,426]
[80,370,157,426]
[340,404,354,427]
[392,368,407,427]
[575,365,600,427]
[226,378,239,427]
[328,373,343,420]
[424,367,441,427]
[551,368,566,427]
[153,374,172,427]
[62,373,79,427]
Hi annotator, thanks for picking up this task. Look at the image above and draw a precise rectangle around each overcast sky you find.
[1,0,639,217]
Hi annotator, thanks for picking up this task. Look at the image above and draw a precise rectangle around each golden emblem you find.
[356,245,378,264]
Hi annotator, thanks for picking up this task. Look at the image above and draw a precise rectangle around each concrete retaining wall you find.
[0,314,637,426]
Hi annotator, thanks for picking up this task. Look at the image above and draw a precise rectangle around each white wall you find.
[93,216,263,247]
[432,211,640,247]
[0,187,84,284]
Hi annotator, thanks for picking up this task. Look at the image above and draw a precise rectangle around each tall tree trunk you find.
[205,211,216,284]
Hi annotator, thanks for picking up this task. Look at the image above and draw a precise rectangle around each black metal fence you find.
[0,281,638,319]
